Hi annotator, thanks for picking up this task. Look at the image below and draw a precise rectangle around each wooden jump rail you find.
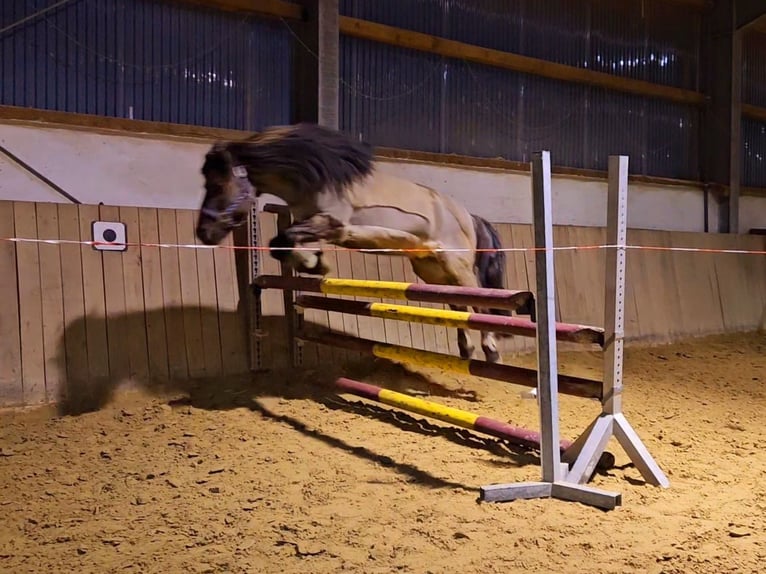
[254,266,607,470]
[252,274,536,318]
[296,294,605,346]
[335,377,574,452]
[298,330,603,400]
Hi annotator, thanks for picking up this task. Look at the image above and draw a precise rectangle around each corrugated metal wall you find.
[2,1,762,187]
[743,119,766,189]
[743,31,766,188]
[743,32,766,108]
[0,0,291,130]
[339,38,445,152]
[339,0,701,180]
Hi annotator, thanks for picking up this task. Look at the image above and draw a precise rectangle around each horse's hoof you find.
[459,348,475,361]
[483,349,501,363]
[306,252,331,276]
[520,296,537,322]
[268,234,295,262]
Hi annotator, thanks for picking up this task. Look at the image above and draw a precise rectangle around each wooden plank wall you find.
[2,200,764,407]
[256,211,766,367]
[0,200,250,408]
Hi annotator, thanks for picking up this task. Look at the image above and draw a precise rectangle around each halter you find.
[201,165,255,229]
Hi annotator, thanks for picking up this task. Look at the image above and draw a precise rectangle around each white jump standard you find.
[480,152,669,509]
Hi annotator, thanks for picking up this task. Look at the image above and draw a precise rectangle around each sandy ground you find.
[1,332,765,574]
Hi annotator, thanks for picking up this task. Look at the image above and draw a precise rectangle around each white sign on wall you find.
[91,221,127,251]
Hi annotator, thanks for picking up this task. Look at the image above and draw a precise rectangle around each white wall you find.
[0,123,209,208]
[1,121,764,233]
[376,159,720,232]
[741,195,766,233]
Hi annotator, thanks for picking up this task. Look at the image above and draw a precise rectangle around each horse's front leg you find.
[268,233,328,275]
[269,213,346,275]
[284,213,345,244]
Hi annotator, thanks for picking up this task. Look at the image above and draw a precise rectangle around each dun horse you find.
[195,123,511,363]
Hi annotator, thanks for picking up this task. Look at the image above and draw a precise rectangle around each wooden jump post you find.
[561,155,670,488]
[479,152,669,510]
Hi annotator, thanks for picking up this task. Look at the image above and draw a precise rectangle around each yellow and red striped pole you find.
[253,274,534,315]
[300,331,602,400]
[335,377,573,451]
[296,294,604,346]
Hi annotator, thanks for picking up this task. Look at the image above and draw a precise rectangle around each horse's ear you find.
[208,141,229,156]
[206,142,233,165]
[203,141,233,175]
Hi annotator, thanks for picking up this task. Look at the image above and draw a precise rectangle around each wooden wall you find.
[0,200,250,409]
[254,211,766,370]
[1,200,764,408]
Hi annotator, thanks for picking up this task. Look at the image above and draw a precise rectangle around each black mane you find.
[221,123,374,193]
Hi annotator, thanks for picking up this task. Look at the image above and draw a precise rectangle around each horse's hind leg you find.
[445,303,499,363]
[464,303,500,363]
[442,254,501,363]
[410,254,501,364]
[443,258,501,364]
[476,312,500,364]
[447,304,475,360]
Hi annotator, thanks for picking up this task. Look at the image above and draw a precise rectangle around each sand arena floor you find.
[0,332,765,573]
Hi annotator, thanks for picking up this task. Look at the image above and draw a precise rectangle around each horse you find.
[195,122,511,363]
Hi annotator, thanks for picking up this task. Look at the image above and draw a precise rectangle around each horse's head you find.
[195,142,256,246]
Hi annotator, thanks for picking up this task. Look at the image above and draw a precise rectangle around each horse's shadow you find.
[53,306,541,489]
[53,307,480,414]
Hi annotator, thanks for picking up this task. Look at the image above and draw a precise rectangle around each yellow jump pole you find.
[335,377,574,451]
[299,330,602,400]
[253,274,535,316]
[296,294,604,346]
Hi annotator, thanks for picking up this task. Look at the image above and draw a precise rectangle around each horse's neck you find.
[255,176,302,206]
[260,183,324,221]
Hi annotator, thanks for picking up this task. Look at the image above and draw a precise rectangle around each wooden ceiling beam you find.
[339,16,706,106]
[743,103,766,123]
[661,0,711,10]
[174,0,303,20]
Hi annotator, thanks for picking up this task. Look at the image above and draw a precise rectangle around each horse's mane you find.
[219,123,374,193]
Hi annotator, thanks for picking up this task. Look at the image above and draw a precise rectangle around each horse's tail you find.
[472,214,511,316]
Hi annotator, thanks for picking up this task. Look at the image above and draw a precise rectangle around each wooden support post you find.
[317,0,339,129]
[480,151,622,511]
[248,199,263,371]
[530,149,562,484]
[736,0,766,29]
[563,156,670,489]
[292,0,339,128]
[729,27,743,234]
[700,0,741,233]
[262,204,303,369]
